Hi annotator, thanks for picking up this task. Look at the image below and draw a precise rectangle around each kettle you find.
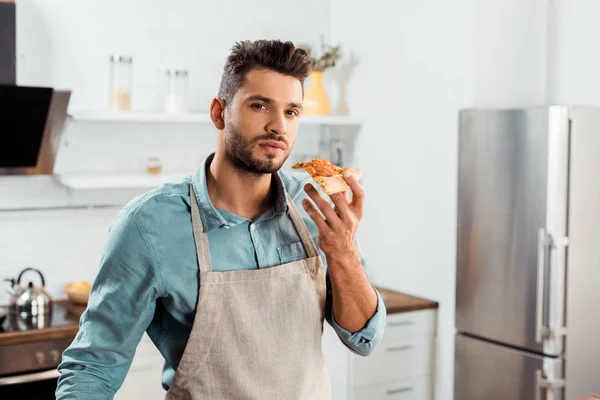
[4,267,53,317]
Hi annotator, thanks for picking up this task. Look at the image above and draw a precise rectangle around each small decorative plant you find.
[298,37,342,72]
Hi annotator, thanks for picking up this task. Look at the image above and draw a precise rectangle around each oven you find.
[0,337,72,400]
[0,299,82,400]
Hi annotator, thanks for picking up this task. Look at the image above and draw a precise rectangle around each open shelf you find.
[68,111,363,126]
[54,172,191,190]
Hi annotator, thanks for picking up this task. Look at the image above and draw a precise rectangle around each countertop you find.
[0,299,85,346]
[375,286,439,314]
[0,287,436,346]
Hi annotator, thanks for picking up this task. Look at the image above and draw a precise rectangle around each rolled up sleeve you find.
[55,207,163,400]
[328,283,386,356]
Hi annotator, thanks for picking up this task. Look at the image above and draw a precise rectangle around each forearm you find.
[327,248,378,333]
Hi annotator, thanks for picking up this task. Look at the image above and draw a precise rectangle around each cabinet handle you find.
[386,386,414,395]
[0,369,59,386]
[388,321,414,327]
[385,345,414,352]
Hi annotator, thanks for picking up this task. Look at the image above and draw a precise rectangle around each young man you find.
[55,39,386,400]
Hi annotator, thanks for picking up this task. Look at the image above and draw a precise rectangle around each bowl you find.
[64,281,91,305]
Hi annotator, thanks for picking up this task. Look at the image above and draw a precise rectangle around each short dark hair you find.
[218,39,313,105]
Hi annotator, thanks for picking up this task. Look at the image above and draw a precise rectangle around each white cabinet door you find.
[322,323,350,400]
[353,376,432,400]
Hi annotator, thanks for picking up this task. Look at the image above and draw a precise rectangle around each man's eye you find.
[286,110,298,116]
[252,103,267,110]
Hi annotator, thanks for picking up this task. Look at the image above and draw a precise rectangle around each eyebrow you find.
[245,95,303,111]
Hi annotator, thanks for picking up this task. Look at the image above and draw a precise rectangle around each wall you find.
[9,0,598,398]
[5,0,332,297]
[329,0,553,399]
[329,1,473,399]
[549,0,600,105]
[5,2,353,397]
[15,0,331,112]
[473,0,549,107]
[0,207,119,305]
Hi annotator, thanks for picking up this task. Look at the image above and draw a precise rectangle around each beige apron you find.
[165,185,332,400]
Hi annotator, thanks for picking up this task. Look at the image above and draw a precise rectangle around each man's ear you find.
[210,97,226,130]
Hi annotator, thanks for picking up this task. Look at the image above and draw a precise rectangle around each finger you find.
[329,192,351,220]
[344,189,352,203]
[343,170,364,217]
[304,184,342,227]
[301,198,331,233]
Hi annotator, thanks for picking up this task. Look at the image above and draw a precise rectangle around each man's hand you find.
[301,171,377,333]
[301,171,364,258]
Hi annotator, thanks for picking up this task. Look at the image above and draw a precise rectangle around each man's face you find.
[223,68,303,174]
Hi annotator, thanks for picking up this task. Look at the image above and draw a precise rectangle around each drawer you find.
[352,336,434,387]
[353,376,432,400]
[384,310,436,339]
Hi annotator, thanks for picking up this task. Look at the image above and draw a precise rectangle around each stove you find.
[0,300,83,400]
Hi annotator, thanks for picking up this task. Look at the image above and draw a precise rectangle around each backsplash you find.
[0,207,120,305]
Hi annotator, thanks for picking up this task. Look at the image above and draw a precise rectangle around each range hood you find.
[0,85,71,175]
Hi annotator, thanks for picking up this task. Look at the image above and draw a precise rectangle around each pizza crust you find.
[314,169,362,194]
[292,158,362,195]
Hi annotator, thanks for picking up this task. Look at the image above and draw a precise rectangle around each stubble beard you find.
[223,118,291,175]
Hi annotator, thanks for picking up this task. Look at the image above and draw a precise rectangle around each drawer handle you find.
[385,345,414,352]
[388,321,414,327]
[386,386,414,395]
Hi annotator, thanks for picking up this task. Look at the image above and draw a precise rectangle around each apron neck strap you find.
[190,184,213,273]
[286,193,319,258]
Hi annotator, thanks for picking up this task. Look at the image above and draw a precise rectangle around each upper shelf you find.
[68,111,364,126]
[54,172,191,190]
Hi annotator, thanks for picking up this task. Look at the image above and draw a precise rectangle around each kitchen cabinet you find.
[322,287,438,400]
[350,308,437,400]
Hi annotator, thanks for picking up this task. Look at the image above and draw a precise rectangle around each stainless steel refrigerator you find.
[454,106,600,400]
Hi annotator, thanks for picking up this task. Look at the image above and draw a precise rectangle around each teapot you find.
[4,267,53,317]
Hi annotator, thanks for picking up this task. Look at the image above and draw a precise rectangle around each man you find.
[55,39,386,400]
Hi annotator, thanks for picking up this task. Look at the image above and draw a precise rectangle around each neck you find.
[206,152,274,221]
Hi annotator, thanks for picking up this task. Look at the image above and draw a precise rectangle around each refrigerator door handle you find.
[536,229,569,343]
[536,370,566,400]
[536,229,550,343]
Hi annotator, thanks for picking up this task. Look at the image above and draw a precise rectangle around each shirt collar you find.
[191,152,289,232]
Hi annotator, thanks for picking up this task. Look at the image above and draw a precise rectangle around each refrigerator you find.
[454,106,600,400]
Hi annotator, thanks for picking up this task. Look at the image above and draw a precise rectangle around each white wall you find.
[549,0,600,105]
[15,0,331,112]
[9,0,600,398]
[329,0,555,399]
[0,207,119,305]
[5,0,334,343]
[473,0,549,107]
[329,1,473,399]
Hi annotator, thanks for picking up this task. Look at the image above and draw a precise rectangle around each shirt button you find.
[250,224,255,231]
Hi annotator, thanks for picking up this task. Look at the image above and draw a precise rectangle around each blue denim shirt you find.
[55,153,386,399]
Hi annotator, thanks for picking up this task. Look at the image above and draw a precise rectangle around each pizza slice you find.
[291,158,362,195]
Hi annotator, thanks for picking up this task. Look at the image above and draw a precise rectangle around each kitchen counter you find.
[0,299,84,346]
[375,286,439,314]
[0,288,436,346]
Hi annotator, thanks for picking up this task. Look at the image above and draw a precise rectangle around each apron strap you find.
[286,193,319,258]
[189,184,213,274]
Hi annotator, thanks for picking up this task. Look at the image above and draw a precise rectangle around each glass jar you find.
[164,69,188,114]
[146,156,163,175]
[109,55,132,111]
